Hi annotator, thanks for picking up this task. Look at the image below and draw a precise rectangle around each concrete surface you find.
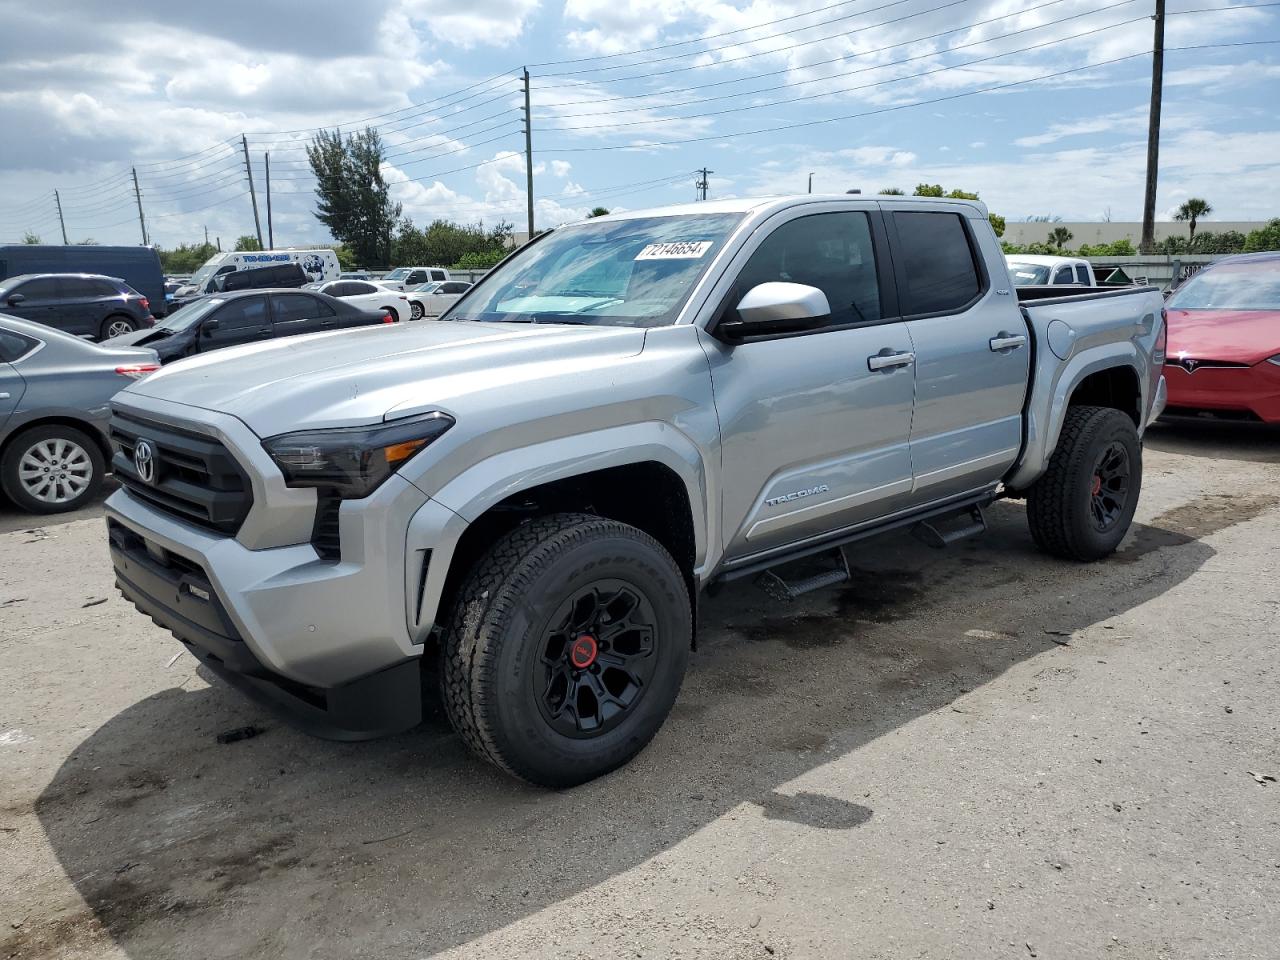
[1,421,1278,960]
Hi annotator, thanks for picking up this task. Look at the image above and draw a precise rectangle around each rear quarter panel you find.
[1009,286,1165,490]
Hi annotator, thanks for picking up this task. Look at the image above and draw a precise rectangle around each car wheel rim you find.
[533,579,660,739]
[107,320,133,337]
[411,304,423,320]
[1089,441,1130,531]
[18,438,93,504]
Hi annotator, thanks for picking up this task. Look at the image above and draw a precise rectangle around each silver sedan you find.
[0,314,158,513]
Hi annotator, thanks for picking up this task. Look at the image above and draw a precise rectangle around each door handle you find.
[867,351,915,371]
[989,333,1027,352]
[0,392,9,400]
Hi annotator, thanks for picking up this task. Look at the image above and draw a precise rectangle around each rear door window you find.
[1075,265,1091,285]
[429,270,448,282]
[0,328,39,361]
[891,212,984,315]
[271,294,333,325]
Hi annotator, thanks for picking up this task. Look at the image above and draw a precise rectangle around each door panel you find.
[888,209,1029,499]
[0,361,24,430]
[707,208,916,563]
[200,296,272,351]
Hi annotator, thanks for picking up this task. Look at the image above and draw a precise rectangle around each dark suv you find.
[0,273,155,341]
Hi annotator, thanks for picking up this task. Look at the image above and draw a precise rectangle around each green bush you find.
[1243,219,1280,253]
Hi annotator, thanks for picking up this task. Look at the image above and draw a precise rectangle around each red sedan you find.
[1162,252,1280,423]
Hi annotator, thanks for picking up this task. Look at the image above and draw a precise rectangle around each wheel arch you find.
[1,414,111,464]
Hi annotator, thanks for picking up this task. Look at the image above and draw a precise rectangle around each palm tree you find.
[1049,226,1073,250]
[1174,198,1212,241]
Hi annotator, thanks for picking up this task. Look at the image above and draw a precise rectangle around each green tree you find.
[22,231,40,244]
[1243,218,1280,253]
[879,187,905,195]
[233,234,261,252]
[911,183,1002,236]
[75,238,99,245]
[392,218,512,268]
[588,207,610,218]
[1173,198,1212,241]
[1049,227,1074,250]
[988,213,1006,238]
[307,127,402,267]
[156,241,219,274]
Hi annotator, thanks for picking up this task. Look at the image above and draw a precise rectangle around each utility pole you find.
[241,134,264,250]
[808,172,814,194]
[130,167,148,245]
[265,151,274,249]
[521,68,535,241]
[696,168,712,201]
[204,225,209,247]
[54,190,69,244]
[1140,0,1165,254]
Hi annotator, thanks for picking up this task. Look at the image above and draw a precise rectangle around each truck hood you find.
[1165,308,1280,365]
[122,320,647,437]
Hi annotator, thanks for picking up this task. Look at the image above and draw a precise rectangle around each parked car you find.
[177,248,340,298]
[1005,255,1095,287]
[407,279,472,319]
[340,272,373,281]
[0,273,155,340]
[377,266,451,292]
[170,263,310,310]
[311,279,411,323]
[103,195,1165,787]
[1160,251,1280,422]
[0,313,157,513]
[108,288,396,362]
[0,244,166,317]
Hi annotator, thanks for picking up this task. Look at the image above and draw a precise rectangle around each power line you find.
[538,39,1280,154]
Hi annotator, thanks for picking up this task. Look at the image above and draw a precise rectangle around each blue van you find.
[0,245,166,316]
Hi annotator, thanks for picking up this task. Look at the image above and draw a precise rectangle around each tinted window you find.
[213,296,269,329]
[61,277,99,298]
[1075,265,1091,285]
[443,282,469,293]
[430,270,447,281]
[349,281,378,295]
[1053,266,1075,285]
[15,277,61,300]
[735,211,882,326]
[272,294,332,324]
[893,212,982,314]
[0,328,39,361]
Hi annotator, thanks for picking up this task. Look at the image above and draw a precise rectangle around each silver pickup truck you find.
[104,196,1167,786]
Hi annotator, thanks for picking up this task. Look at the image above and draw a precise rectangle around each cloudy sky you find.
[1,0,1277,249]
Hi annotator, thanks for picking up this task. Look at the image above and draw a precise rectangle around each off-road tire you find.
[1027,405,1142,561]
[1,424,105,514]
[440,513,692,787]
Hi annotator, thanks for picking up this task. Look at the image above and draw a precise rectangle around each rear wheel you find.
[101,315,137,340]
[1,424,105,514]
[440,513,692,787]
[1027,405,1142,560]
[410,301,424,321]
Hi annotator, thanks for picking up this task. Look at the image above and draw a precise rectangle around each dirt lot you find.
[2,421,1278,960]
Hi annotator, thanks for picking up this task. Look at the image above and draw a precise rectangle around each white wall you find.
[1002,221,1266,246]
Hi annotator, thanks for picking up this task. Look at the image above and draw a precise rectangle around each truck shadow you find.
[21,498,1234,959]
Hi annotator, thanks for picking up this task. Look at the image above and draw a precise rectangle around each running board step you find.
[911,505,987,549]
[755,549,850,602]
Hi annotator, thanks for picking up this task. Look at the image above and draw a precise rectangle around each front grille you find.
[110,413,253,534]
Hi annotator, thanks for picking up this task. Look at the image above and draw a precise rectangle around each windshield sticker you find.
[636,241,714,260]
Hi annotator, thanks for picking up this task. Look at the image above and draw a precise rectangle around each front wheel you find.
[1026,405,1142,560]
[1,424,105,514]
[440,513,692,787]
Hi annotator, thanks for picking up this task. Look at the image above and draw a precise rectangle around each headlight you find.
[262,412,454,499]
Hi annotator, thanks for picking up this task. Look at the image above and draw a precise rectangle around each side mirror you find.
[202,319,220,334]
[714,282,831,342]
[6,293,25,306]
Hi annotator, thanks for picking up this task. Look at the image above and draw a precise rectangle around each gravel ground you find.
[1,420,1278,960]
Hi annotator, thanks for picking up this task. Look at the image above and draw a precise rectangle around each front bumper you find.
[1162,361,1280,423]
[108,517,421,739]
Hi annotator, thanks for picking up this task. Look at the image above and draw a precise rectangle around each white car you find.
[377,266,452,292]
[407,280,473,319]
[311,279,411,323]
[1005,254,1095,287]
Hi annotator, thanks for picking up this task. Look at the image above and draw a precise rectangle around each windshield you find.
[452,213,745,327]
[384,268,411,281]
[188,264,221,289]
[1008,262,1051,285]
[413,281,442,293]
[155,297,222,332]
[1167,262,1280,311]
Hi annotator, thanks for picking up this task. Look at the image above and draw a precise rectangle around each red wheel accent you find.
[569,635,598,669]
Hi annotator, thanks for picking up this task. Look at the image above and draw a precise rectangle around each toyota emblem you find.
[134,440,156,484]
